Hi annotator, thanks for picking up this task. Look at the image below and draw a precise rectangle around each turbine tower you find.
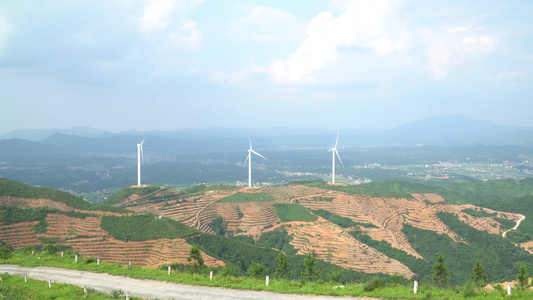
[137,138,144,187]
[245,138,267,188]
[328,130,343,184]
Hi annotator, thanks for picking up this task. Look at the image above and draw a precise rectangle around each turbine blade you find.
[251,150,267,160]
[244,153,250,164]
[335,129,339,148]
[335,149,344,167]
[141,145,144,164]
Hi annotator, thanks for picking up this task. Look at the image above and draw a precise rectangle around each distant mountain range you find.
[1,115,532,149]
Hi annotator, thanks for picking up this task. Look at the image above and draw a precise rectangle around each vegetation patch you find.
[208,215,226,236]
[479,195,533,243]
[289,180,414,199]
[218,192,275,203]
[102,185,164,206]
[0,178,129,213]
[274,203,317,222]
[186,233,374,282]
[366,178,533,204]
[462,208,496,218]
[0,206,96,229]
[402,212,533,285]
[312,209,376,228]
[256,227,297,254]
[100,214,199,241]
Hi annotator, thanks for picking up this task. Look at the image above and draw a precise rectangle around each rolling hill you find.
[1,178,532,285]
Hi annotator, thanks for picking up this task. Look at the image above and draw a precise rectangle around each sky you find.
[1,0,532,134]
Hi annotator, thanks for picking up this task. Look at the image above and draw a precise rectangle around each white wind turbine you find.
[328,130,343,184]
[245,138,267,188]
[137,138,144,187]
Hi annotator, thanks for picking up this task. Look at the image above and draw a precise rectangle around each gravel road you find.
[0,265,368,300]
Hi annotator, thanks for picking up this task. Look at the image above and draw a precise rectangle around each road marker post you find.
[210,271,213,280]
[266,276,269,286]
[508,284,511,295]
[414,280,418,294]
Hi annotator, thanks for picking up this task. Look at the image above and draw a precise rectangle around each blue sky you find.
[1,0,532,134]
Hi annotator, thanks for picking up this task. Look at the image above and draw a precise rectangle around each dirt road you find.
[0,265,368,300]
[502,214,526,238]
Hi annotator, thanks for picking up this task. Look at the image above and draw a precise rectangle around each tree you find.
[187,245,204,273]
[432,254,449,288]
[43,244,57,255]
[247,262,267,278]
[471,259,487,287]
[302,251,320,282]
[0,245,13,260]
[275,252,291,279]
[516,264,529,290]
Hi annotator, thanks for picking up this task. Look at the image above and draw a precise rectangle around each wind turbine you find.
[137,138,144,187]
[328,130,343,184]
[245,138,267,188]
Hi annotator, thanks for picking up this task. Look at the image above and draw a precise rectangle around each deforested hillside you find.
[1,179,532,285]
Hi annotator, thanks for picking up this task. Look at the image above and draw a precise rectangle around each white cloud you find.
[218,1,501,86]
[267,0,400,84]
[168,19,201,48]
[226,6,306,42]
[139,0,176,34]
[423,27,498,79]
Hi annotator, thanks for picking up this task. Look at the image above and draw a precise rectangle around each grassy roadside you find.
[1,250,531,299]
[0,272,117,299]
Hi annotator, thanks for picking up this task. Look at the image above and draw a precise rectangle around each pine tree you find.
[302,251,320,282]
[187,245,204,273]
[432,254,449,288]
[275,252,291,279]
[516,264,529,290]
[471,259,487,287]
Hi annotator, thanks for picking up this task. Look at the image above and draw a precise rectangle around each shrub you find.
[363,276,386,292]
[247,262,267,278]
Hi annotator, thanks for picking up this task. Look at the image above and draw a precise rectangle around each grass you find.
[218,192,275,203]
[274,203,317,222]
[0,272,116,299]
[1,250,532,299]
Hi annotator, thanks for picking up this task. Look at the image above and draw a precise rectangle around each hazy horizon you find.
[1,1,532,134]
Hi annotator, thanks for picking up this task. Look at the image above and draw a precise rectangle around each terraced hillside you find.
[117,183,527,278]
[0,205,223,269]
[1,180,529,281]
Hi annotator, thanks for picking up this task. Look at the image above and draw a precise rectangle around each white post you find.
[61,251,64,257]
[24,274,27,283]
[168,266,171,275]
[97,258,100,266]
[210,271,213,280]
[126,291,130,300]
[129,262,132,269]
[48,280,52,288]
[75,255,78,263]
[84,287,87,297]
[32,251,34,255]
[507,284,511,295]
[413,280,418,294]
[266,275,269,286]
